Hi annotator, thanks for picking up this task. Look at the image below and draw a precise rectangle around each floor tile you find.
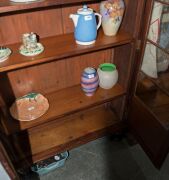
[23,137,169,180]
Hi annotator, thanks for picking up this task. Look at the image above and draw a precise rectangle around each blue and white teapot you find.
[70,5,102,45]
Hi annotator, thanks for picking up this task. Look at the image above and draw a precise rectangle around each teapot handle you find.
[95,13,102,30]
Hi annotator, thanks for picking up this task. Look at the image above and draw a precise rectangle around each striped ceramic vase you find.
[81,67,99,96]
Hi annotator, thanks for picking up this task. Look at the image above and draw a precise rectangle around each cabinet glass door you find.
[129,0,169,168]
[137,1,169,128]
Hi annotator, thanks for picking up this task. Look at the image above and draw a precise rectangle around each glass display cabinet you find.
[0,0,169,175]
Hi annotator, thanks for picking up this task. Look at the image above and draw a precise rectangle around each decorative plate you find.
[10,93,49,121]
[19,43,44,56]
[0,47,12,62]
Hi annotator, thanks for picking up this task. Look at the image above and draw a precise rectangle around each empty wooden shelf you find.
[12,105,124,164]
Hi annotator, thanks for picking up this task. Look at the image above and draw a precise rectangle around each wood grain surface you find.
[0,0,98,14]
[2,83,125,134]
[7,49,112,97]
[12,105,125,164]
[0,30,132,72]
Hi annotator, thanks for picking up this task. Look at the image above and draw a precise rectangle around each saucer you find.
[0,47,12,62]
[10,93,49,121]
[19,43,44,56]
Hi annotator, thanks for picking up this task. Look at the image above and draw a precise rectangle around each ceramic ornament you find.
[100,0,125,36]
[97,63,118,89]
[19,32,44,56]
[10,93,49,121]
[70,5,102,45]
[81,67,99,96]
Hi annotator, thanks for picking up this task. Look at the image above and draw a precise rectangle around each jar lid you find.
[77,5,93,15]
[99,63,116,72]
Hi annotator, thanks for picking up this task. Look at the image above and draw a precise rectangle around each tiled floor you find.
[24,137,169,180]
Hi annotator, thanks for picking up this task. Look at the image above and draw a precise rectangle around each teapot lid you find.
[77,5,93,15]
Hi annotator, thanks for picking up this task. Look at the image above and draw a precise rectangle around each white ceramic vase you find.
[97,63,118,89]
[100,0,125,36]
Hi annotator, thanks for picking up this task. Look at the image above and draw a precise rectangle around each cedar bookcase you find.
[0,0,145,169]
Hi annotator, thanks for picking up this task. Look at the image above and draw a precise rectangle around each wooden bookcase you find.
[0,0,146,170]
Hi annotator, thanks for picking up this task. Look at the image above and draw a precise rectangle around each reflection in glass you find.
[141,42,169,78]
[159,0,169,3]
[136,73,169,127]
[142,1,169,79]
[159,4,169,50]
[157,44,169,73]
[141,42,158,78]
[148,2,163,44]
[148,1,169,51]
[136,1,169,128]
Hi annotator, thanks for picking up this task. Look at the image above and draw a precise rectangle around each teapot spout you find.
[69,14,79,27]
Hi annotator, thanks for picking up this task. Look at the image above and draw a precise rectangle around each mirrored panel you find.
[148,1,169,52]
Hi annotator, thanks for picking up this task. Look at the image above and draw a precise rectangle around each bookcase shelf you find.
[12,105,125,165]
[0,30,132,72]
[2,83,125,134]
[0,0,145,169]
[0,0,96,14]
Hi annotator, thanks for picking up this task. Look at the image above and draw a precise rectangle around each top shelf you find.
[0,0,96,14]
[0,30,133,72]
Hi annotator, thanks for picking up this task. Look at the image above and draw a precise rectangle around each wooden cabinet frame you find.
[2,0,169,173]
[128,0,169,168]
